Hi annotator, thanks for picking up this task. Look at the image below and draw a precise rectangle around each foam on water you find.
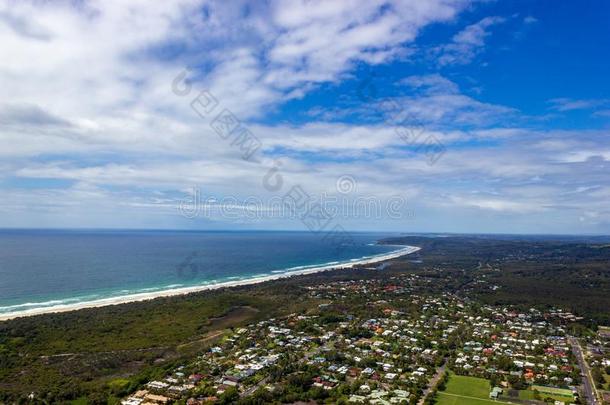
[0,230,413,317]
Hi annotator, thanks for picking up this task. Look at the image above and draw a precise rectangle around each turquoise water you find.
[0,230,401,315]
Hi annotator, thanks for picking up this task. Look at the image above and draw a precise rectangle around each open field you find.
[517,388,572,403]
[444,373,492,398]
[517,389,536,400]
[530,385,574,397]
[436,372,512,405]
[526,385,574,403]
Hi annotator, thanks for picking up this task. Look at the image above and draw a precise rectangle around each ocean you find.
[0,229,404,317]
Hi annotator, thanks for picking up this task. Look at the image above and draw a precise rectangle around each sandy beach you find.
[0,245,420,321]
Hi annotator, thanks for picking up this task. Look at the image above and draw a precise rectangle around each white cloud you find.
[548,97,610,112]
[432,16,506,66]
[449,195,545,213]
[266,0,468,88]
[1,1,610,233]
[594,109,610,118]
[400,74,523,127]
[397,74,460,95]
[523,15,538,24]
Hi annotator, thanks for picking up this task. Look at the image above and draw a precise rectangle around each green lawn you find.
[530,385,573,397]
[525,386,574,403]
[517,388,570,403]
[444,373,492,398]
[517,389,535,400]
[435,372,512,405]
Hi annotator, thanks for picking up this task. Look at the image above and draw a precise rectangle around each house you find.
[392,389,410,402]
[121,399,142,405]
[146,381,169,390]
[222,375,239,386]
[362,367,374,375]
[370,389,389,399]
[348,367,362,377]
[490,387,503,399]
[188,374,203,384]
[143,393,170,404]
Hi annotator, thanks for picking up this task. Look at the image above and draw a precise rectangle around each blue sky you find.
[1,0,609,234]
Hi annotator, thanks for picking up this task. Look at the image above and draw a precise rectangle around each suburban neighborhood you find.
[119,274,609,405]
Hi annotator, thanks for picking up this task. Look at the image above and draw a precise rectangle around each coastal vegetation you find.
[1,235,609,403]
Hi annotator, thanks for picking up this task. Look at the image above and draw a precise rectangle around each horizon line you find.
[1,227,609,237]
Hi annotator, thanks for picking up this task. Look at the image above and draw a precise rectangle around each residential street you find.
[417,363,446,405]
[241,376,270,397]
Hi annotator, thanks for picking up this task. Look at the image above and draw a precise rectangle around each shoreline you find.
[0,245,420,321]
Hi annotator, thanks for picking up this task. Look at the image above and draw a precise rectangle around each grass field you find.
[526,385,574,403]
[517,389,535,400]
[530,385,573,397]
[516,388,571,403]
[435,372,512,405]
[444,373,492,398]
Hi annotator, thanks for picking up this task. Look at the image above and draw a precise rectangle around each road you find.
[569,337,599,405]
[241,376,270,397]
[417,362,446,405]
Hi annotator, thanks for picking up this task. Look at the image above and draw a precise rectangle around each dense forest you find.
[381,235,610,326]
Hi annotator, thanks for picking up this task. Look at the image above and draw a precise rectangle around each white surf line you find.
[0,244,420,321]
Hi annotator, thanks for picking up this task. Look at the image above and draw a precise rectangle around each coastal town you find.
[3,1,610,405]
[118,273,610,405]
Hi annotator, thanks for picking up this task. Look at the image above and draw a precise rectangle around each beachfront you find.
[0,245,420,321]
